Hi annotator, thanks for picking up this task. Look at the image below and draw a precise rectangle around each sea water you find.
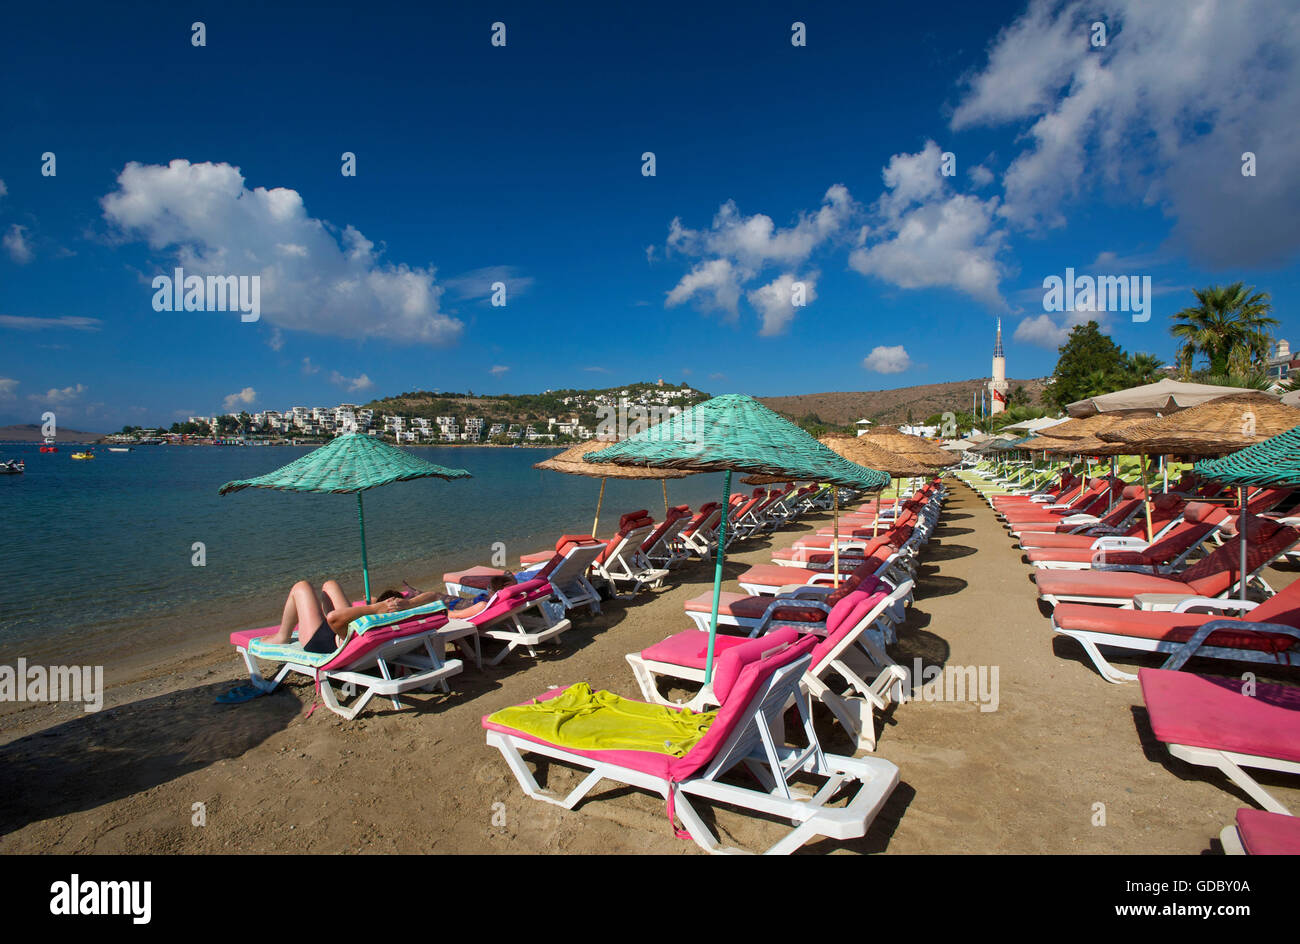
[0,444,728,668]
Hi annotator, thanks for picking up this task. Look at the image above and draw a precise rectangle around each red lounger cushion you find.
[1052,604,1297,654]
[1139,667,1300,762]
[1235,809,1300,855]
[1035,569,1196,599]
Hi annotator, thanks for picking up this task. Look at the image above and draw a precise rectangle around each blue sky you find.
[2,0,1298,430]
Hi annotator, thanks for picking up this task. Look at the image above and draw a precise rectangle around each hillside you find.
[759,378,1047,426]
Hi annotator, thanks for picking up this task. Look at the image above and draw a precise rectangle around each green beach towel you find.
[489,683,717,756]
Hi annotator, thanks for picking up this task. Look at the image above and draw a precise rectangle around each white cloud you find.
[31,383,87,406]
[100,160,464,344]
[441,265,534,302]
[747,273,817,337]
[951,0,1300,266]
[862,345,913,374]
[489,365,509,376]
[968,164,995,188]
[0,179,7,198]
[222,387,257,411]
[0,377,17,399]
[665,258,743,316]
[329,371,373,393]
[1013,309,1108,348]
[4,224,33,264]
[847,141,1008,308]
[301,357,320,375]
[664,185,856,328]
[266,326,284,351]
[850,192,1006,307]
[0,315,101,331]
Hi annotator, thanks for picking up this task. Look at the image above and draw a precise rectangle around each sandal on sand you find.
[216,684,267,705]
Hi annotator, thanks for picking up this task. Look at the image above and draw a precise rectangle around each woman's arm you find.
[325,597,402,632]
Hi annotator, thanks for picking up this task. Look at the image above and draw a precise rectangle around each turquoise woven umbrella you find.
[1195,425,1300,603]
[585,394,889,684]
[219,433,471,603]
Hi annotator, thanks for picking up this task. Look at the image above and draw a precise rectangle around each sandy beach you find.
[2,479,1297,854]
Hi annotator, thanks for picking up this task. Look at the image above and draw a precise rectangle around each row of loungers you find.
[483,476,950,853]
[959,458,1300,854]
[227,482,834,721]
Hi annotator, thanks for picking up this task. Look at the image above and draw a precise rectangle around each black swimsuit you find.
[304,619,339,654]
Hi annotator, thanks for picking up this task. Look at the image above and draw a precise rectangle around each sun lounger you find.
[1025,501,1228,570]
[630,585,910,750]
[1017,493,1184,549]
[461,578,573,666]
[1051,581,1300,682]
[483,630,900,854]
[593,510,670,595]
[676,501,723,558]
[1140,667,1300,814]
[231,604,476,719]
[641,504,694,569]
[1034,516,1300,609]
[445,535,606,616]
[1220,809,1300,854]
[738,542,909,596]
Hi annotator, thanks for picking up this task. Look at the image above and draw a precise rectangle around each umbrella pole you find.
[592,477,607,537]
[872,487,880,538]
[662,479,669,517]
[704,470,732,686]
[357,491,372,604]
[1140,453,1153,542]
[832,488,840,588]
[1239,485,1249,603]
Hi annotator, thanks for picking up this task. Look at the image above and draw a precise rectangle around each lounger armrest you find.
[1273,516,1300,527]
[1091,536,1148,551]
[785,585,835,600]
[1162,620,1300,671]
[776,582,815,595]
[1060,514,1102,526]
[754,598,831,636]
[1091,562,1156,574]
[1171,597,1260,614]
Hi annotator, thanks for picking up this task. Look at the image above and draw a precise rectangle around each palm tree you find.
[1170,283,1277,377]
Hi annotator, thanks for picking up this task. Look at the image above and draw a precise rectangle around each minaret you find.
[988,318,1009,415]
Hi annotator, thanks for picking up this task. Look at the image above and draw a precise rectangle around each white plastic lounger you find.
[593,513,670,596]
[483,631,900,855]
[629,586,909,750]
[231,608,476,720]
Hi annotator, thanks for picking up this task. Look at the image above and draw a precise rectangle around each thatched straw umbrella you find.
[861,426,959,469]
[534,439,696,536]
[1099,393,1300,599]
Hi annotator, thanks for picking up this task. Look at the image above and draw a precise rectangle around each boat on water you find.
[39,439,58,453]
[107,446,132,453]
[1,459,24,475]
[71,451,95,460]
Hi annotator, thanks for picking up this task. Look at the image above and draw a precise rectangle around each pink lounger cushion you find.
[1139,667,1300,763]
[482,630,813,782]
[1235,809,1300,855]
[641,630,752,667]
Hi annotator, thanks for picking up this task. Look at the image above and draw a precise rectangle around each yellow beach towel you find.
[489,683,716,756]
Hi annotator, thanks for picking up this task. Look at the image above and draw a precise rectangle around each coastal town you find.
[105,380,709,446]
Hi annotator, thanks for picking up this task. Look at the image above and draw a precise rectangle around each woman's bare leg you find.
[321,580,350,613]
[268,580,325,644]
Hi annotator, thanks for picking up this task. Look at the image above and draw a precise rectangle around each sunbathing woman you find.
[269,577,514,654]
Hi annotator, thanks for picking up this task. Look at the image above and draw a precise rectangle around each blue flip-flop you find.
[216,684,267,704]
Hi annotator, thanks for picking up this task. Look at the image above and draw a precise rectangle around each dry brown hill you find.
[759,378,1047,427]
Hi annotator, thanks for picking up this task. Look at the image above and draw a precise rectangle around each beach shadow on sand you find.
[0,681,299,835]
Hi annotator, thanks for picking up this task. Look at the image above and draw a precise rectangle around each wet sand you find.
[2,480,1296,854]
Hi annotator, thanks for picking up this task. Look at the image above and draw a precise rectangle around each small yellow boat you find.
[71,452,95,460]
